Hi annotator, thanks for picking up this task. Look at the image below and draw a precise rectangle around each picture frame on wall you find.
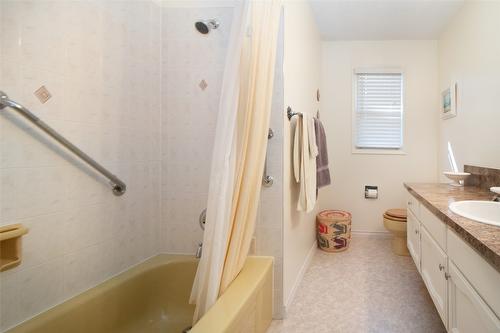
[441,82,457,119]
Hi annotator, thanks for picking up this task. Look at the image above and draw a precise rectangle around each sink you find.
[449,201,500,227]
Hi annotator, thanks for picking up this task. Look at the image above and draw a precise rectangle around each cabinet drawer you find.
[447,228,500,318]
[406,193,420,219]
[421,226,448,328]
[420,204,446,250]
[407,209,420,273]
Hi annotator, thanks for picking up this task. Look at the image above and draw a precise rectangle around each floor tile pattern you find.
[268,235,446,333]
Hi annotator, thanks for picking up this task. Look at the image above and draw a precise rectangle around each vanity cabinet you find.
[406,191,500,332]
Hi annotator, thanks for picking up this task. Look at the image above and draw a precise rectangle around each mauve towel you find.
[314,117,331,190]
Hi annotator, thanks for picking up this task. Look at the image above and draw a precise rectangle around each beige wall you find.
[319,41,439,233]
[282,0,322,309]
[438,1,500,174]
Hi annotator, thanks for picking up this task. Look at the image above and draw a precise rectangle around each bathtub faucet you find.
[195,242,203,258]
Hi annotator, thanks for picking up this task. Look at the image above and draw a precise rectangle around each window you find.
[353,69,403,151]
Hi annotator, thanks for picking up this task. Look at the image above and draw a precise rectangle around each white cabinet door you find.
[421,226,448,329]
[448,261,500,333]
[407,209,420,272]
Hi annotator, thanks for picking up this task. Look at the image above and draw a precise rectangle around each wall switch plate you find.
[34,86,51,104]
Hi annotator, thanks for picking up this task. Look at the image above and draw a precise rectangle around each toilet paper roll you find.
[366,189,378,198]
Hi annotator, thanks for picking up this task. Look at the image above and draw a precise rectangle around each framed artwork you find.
[442,82,457,119]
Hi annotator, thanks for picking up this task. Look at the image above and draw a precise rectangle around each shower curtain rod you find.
[0,91,127,196]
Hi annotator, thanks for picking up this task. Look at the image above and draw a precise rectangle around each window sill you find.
[352,148,407,156]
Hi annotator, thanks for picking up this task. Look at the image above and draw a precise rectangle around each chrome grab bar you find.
[0,91,126,196]
[262,128,274,187]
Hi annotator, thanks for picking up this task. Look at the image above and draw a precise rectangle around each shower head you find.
[195,19,219,34]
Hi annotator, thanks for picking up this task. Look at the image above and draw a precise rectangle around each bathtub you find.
[6,254,273,333]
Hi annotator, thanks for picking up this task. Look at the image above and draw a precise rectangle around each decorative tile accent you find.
[33,86,51,104]
[198,79,208,91]
[464,165,500,190]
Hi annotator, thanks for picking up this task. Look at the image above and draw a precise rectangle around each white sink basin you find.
[449,201,500,227]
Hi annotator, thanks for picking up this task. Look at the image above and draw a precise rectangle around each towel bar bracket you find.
[287,106,301,120]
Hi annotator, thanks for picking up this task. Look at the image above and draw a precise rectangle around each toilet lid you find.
[385,209,407,220]
[383,213,407,222]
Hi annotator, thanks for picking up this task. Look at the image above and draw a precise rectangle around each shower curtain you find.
[189,0,282,324]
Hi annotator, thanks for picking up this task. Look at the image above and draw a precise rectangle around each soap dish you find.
[443,171,471,187]
[0,224,29,272]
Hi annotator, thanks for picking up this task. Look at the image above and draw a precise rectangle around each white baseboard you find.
[352,230,391,238]
[283,241,317,316]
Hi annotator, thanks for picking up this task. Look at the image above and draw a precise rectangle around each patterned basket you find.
[316,210,352,252]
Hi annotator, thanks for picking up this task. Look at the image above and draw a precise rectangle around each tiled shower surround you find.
[0,1,284,330]
[160,5,285,318]
[0,1,162,330]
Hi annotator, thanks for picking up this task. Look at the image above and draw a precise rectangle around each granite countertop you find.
[404,183,500,272]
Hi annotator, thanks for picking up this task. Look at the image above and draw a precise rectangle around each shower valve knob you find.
[263,175,273,187]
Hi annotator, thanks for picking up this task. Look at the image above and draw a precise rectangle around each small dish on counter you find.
[443,171,471,186]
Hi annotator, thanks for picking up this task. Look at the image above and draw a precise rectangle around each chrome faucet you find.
[195,242,203,259]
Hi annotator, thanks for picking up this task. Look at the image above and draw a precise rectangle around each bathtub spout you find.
[195,242,203,259]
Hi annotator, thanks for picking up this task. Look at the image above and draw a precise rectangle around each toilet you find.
[383,208,409,256]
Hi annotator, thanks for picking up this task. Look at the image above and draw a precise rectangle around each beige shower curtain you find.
[189,0,282,324]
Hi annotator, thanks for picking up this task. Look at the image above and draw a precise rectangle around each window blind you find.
[355,72,403,149]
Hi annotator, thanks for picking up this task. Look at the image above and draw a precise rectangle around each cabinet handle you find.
[415,229,419,235]
[408,201,412,205]
[444,272,450,280]
[439,264,444,271]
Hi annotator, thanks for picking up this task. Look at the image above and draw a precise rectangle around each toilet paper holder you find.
[365,186,378,199]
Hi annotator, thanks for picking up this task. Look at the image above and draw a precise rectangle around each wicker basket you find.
[316,210,352,252]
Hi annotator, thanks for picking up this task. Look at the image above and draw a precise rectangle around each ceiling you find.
[309,0,464,41]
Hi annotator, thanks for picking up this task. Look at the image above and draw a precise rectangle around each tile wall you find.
[160,6,233,254]
[0,1,162,330]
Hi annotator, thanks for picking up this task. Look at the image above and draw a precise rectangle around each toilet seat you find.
[385,208,407,220]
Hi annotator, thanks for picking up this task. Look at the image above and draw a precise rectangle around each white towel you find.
[293,114,318,212]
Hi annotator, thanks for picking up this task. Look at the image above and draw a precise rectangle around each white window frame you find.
[352,67,406,155]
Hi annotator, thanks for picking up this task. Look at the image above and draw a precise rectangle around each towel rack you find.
[0,91,127,196]
[287,106,320,121]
